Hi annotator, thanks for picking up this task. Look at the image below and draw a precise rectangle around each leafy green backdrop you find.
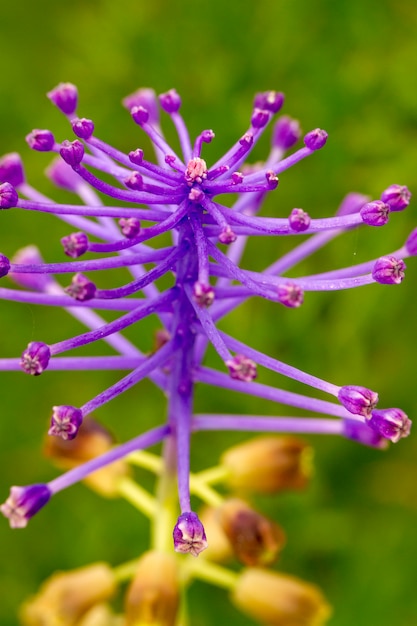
[1,0,417,624]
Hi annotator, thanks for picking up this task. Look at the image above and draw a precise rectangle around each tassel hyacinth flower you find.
[0,83,414,624]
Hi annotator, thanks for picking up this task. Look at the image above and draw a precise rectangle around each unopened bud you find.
[218,498,286,566]
[20,563,116,625]
[221,436,313,494]
[124,551,179,626]
[231,568,332,626]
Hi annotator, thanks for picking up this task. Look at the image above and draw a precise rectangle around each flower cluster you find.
[0,83,414,625]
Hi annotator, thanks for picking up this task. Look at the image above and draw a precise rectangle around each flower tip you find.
[59,139,85,167]
[368,408,412,443]
[26,129,55,152]
[272,115,301,150]
[118,217,141,239]
[47,82,78,116]
[372,256,406,285]
[218,226,237,244]
[49,405,83,441]
[342,418,389,449]
[405,228,417,256]
[1,484,51,528]
[304,128,328,151]
[131,105,149,126]
[0,152,25,187]
[173,512,208,557]
[64,273,96,301]
[254,90,285,114]
[61,232,89,258]
[288,208,311,232]
[227,354,257,382]
[338,385,378,418]
[72,117,94,140]
[277,283,304,308]
[251,108,271,129]
[193,281,215,307]
[380,184,411,212]
[360,200,391,226]
[0,181,18,209]
[20,341,51,376]
[123,88,159,124]
[159,89,182,113]
[0,253,11,278]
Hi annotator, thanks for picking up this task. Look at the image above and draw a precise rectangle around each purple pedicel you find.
[0,84,413,540]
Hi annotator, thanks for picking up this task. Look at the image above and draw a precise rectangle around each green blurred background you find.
[1,0,417,624]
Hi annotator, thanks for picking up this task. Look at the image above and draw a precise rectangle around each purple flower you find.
[0,83,413,545]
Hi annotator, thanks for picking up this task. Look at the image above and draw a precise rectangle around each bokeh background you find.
[1,0,417,624]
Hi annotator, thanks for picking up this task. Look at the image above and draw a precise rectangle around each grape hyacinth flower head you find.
[0,84,414,622]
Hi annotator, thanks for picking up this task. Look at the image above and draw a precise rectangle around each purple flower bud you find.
[0,484,51,528]
[131,106,149,126]
[123,88,159,125]
[46,158,82,192]
[227,354,257,382]
[304,128,328,151]
[61,232,89,258]
[254,91,285,114]
[48,405,83,440]
[47,82,78,116]
[72,117,94,140]
[342,418,388,449]
[288,208,311,232]
[265,170,279,189]
[20,341,51,376]
[200,129,215,143]
[239,132,254,148]
[59,140,85,167]
[272,116,301,150]
[218,226,237,244]
[368,408,412,443]
[193,281,215,307]
[251,108,271,129]
[232,172,244,185]
[26,129,55,152]
[404,228,417,256]
[185,158,207,186]
[188,188,204,203]
[118,217,141,239]
[277,283,304,308]
[0,253,10,277]
[128,148,144,165]
[0,182,18,209]
[338,385,379,418]
[64,273,96,301]
[159,89,182,113]
[0,152,25,187]
[360,200,390,226]
[173,511,208,557]
[124,172,144,190]
[10,246,54,292]
[372,256,406,285]
[380,184,411,212]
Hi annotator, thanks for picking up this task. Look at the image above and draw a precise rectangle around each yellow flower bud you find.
[221,436,313,494]
[124,551,179,626]
[20,563,117,626]
[231,568,332,626]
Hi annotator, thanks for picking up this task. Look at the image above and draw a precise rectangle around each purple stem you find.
[48,425,170,494]
[193,414,345,436]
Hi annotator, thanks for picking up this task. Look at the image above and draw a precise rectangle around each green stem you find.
[184,558,238,590]
[117,476,156,517]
